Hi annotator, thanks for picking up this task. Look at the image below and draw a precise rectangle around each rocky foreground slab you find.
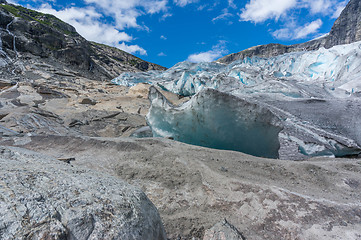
[0,145,166,239]
[2,135,360,239]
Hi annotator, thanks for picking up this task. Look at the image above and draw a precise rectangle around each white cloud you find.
[332,0,347,18]
[187,41,228,63]
[240,0,348,23]
[6,0,18,4]
[160,13,173,21]
[143,0,168,14]
[173,0,198,7]
[272,19,323,40]
[38,4,146,55]
[240,0,346,40]
[228,0,237,9]
[158,52,167,56]
[212,9,233,22]
[160,35,167,40]
[303,0,332,14]
[83,0,168,29]
[302,0,347,17]
[240,0,297,23]
[272,28,293,40]
[117,43,147,55]
[294,19,323,39]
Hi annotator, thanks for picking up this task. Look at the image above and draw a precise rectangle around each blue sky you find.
[9,0,348,68]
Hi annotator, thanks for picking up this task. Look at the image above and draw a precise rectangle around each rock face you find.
[203,220,245,240]
[1,0,361,239]
[217,40,326,64]
[0,146,166,240]
[4,135,360,240]
[325,0,361,48]
[0,3,166,80]
[218,0,361,64]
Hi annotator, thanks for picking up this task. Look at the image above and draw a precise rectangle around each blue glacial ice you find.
[113,42,361,159]
[147,87,283,158]
[113,42,361,98]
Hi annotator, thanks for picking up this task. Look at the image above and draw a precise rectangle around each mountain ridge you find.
[1,0,361,239]
[218,0,361,64]
[0,1,166,80]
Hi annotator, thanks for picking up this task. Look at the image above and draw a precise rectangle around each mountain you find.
[1,0,361,239]
[0,1,166,81]
[325,0,361,48]
[113,0,361,160]
[115,41,361,159]
[218,0,361,64]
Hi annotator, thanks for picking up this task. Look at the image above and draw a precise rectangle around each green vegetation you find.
[0,4,21,17]
[0,4,77,36]
[91,41,142,66]
[129,59,139,66]
[91,41,127,54]
[91,41,166,69]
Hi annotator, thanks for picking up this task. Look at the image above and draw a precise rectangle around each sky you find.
[8,0,349,68]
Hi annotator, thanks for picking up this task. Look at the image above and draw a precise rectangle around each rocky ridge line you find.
[0,1,166,81]
[217,0,361,64]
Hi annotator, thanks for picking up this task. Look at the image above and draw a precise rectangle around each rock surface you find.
[0,3,166,81]
[325,0,361,48]
[0,75,150,137]
[218,0,361,64]
[1,0,361,239]
[2,135,360,240]
[203,220,245,240]
[0,145,166,240]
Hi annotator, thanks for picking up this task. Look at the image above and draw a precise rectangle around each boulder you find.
[127,83,151,98]
[203,220,245,240]
[0,146,166,240]
[80,97,96,105]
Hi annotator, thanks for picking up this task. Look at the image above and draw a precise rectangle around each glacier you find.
[113,42,361,159]
[147,87,283,158]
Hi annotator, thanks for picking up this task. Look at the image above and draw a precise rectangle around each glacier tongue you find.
[147,87,283,158]
[113,41,361,98]
[113,41,361,159]
[147,87,361,159]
